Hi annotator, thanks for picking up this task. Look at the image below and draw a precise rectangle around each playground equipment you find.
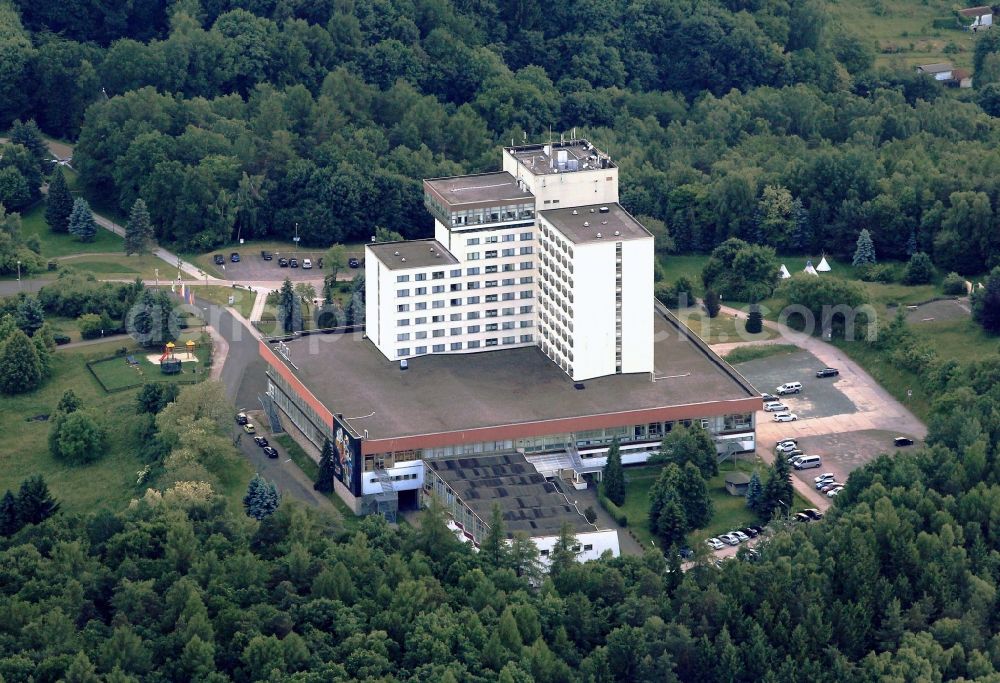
[159,341,175,363]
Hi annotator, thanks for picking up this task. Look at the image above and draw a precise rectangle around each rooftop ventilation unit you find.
[590,208,596,213]
[401,257,406,262]
[400,359,408,370]
[583,221,589,227]
[602,220,608,225]
[596,232,602,238]
[394,251,400,256]
[599,206,610,213]
[572,209,578,215]
[614,230,620,236]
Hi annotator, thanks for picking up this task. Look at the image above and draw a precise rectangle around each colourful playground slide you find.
[160,351,170,362]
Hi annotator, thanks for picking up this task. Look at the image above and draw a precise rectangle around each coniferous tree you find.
[676,462,712,529]
[761,456,793,518]
[124,199,153,256]
[68,197,97,242]
[15,296,44,336]
[548,523,579,576]
[745,470,764,514]
[905,230,918,256]
[745,305,763,334]
[704,289,721,318]
[601,438,626,506]
[852,228,876,267]
[903,252,934,285]
[482,503,510,568]
[0,328,43,394]
[278,278,298,333]
[243,474,280,520]
[0,490,19,536]
[314,438,336,493]
[656,494,687,547]
[45,165,74,233]
[16,475,59,525]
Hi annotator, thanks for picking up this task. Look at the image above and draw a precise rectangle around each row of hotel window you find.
[399,306,534,321]
[397,320,531,339]
[466,231,534,245]
[399,264,532,285]
[397,335,533,356]
[396,292,534,305]
[466,248,533,260]
[394,276,534,295]
[451,207,535,227]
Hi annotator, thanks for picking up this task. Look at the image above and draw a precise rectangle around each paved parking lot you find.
[731,347,926,508]
[737,349,855,419]
[212,250,361,282]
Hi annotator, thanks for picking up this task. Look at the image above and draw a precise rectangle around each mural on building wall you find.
[333,415,361,495]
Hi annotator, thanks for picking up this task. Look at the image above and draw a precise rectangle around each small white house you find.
[959,6,993,30]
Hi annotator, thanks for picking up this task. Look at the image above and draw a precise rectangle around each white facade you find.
[531,529,621,565]
[365,139,654,383]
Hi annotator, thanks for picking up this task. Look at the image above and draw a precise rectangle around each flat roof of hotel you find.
[269,309,756,441]
[424,172,534,208]
[366,239,459,271]
[428,452,594,536]
[542,203,652,244]
[503,139,615,176]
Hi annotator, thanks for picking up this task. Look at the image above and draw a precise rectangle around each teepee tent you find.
[816,256,831,272]
[804,260,818,276]
[779,264,791,279]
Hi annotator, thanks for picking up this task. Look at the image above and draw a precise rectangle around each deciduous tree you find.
[0,328,42,394]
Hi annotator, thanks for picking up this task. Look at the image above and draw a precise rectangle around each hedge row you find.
[599,494,628,527]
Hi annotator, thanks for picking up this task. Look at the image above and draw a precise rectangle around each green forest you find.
[6,0,1000,680]
[2,0,1000,272]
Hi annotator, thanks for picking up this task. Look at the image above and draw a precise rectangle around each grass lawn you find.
[723,344,799,365]
[191,285,257,319]
[20,203,123,258]
[88,340,211,392]
[619,460,811,550]
[0,341,248,515]
[831,339,932,421]
[827,0,980,69]
[56,253,170,280]
[676,308,779,344]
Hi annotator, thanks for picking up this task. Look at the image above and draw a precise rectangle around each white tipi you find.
[779,264,791,279]
[816,256,831,272]
[804,260,818,276]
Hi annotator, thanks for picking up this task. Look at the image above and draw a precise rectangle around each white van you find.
[302,258,313,269]
[794,455,822,470]
[777,382,802,395]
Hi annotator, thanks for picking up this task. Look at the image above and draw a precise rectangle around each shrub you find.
[903,252,935,285]
[856,263,896,283]
[942,272,967,296]
[657,277,696,309]
[52,333,71,345]
[78,313,116,340]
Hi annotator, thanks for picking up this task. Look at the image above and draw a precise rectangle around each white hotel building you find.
[365,139,654,382]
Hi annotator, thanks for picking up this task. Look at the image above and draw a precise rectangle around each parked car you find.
[302,258,313,269]
[794,455,822,470]
[741,527,759,538]
[719,533,741,546]
[678,546,694,559]
[761,393,778,402]
[773,412,798,422]
[814,472,835,484]
[794,512,812,523]
[820,481,842,493]
[894,436,914,447]
[732,530,750,543]
[235,412,248,425]
[802,508,824,521]
[776,442,799,453]
[230,252,240,262]
[776,382,802,395]
[278,257,289,267]
[213,254,225,265]
[827,486,843,497]
[741,548,760,562]
[261,250,273,260]
[816,367,839,378]
[783,449,804,461]
[348,257,360,268]
[764,402,788,412]
[263,446,279,459]
[748,525,764,536]
[776,438,798,447]
[242,423,256,434]
[705,537,725,550]
[253,436,268,447]
[289,258,299,268]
